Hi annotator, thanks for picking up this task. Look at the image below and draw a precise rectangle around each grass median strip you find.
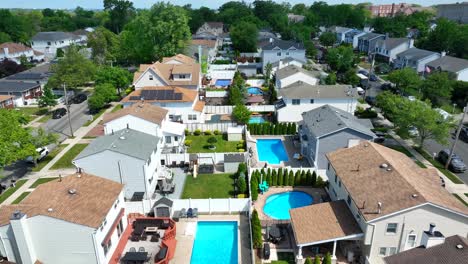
[50,144,88,169]
[30,177,59,188]
[32,144,68,172]
[0,179,28,204]
[83,107,107,126]
[453,194,468,207]
[12,192,31,204]
[414,147,464,184]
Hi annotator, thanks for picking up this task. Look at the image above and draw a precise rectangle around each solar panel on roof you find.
[139,89,183,100]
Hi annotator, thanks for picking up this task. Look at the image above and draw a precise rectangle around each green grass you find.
[271,253,295,264]
[16,107,49,123]
[111,104,123,113]
[36,113,52,123]
[30,177,59,188]
[414,147,464,184]
[31,144,68,172]
[83,107,107,126]
[185,135,242,153]
[50,144,88,169]
[453,194,468,207]
[182,173,234,198]
[387,144,427,168]
[0,179,28,204]
[12,192,31,204]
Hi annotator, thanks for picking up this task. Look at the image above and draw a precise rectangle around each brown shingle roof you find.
[384,235,468,264]
[0,173,123,228]
[290,201,363,245]
[0,95,14,102]
[0,42,32,55]
[162,54,196,65]
[193,100,205,112]
[102,103,168,125]
[191,39,217,48]
[122,86,197,104]
[326,142,468,221]
[132,64,152,83]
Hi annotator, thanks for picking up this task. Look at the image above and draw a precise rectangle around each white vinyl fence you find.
[206,90,228,98]
[184,122,237,132]
[248,105,275,112]
[161,152,246,165]
[209,64,237,71]
[246,79,265,87]
[204,105,276,114]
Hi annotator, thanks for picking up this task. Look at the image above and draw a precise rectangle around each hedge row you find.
[248,122,296,135]
[251,209,263,248]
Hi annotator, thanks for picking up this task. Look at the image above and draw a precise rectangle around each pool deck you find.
[253,187,327,224]
[247,135,311,168]
[172,214,252,264]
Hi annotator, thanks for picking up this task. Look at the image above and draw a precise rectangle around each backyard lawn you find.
[271,253,295,264]
[50,144,88,169]
[30,177,59,188]
[185,135,242,153]
[32,144,68,172]
[83,107,108,126]
[111,104,123,113]
[12,192,31,204]
[16,107,49,123]
[182,173,234,199]
[0,179,28,204]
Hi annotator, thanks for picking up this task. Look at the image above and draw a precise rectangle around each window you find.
[338,180,341,188]
[161,159,165,166]
[61,41,64,44]
[347,195,351,205]
[310,99,315,104]
[378,247,387,256]
[327,162,330,170]
[292,99,300,105]
[277,52,282,56]
[47,42,51,46]
[174,136,178,142]
[188,114,197,120]
[388,247,397,255]
[165,136,172,144]
[149,75,154,80]
[147,156,151,165]
[386,223,398,234]
[169,115,174,120]
[178,74,186,79]
[117,219,124,238]
[406,234,417,249]
[334,173,337,183]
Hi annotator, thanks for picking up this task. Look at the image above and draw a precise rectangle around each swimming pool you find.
[247,87,263,95]
[191,221,238,264]
[264,191,313,220]
[256,139,289,164]
[249,116,265,124]
[215,79,231,87]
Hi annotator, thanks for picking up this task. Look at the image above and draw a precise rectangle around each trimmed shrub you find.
[294,170,301,186]
[304,257,313,264]
[278,169,284,186]
[238,175,247,194]
[322,252,332,264]
[266,172,272,186]
[237,143,243,149]
[214,129,220,135]
[311,171,317,186]
[251,210,263,248]
[204,130,212,135]
[314,256,321,264]
[277,168,283,183]
[288,171,295,186]
[291,123,297,134]
[251,177,259,201]
[267,168,271,178]
[238,149,245,152]
[300,170,307,185]
[193,129,201,136]
[316,176,325,188]
[184,140,192,147]
[238,163,247,175]
[184,129,190,136]
[272,170,278,186]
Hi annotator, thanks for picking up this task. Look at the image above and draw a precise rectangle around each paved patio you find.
[152,168,187,200]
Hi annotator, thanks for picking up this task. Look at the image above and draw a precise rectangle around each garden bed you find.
[12,192,31,204]
[182,173,234,198]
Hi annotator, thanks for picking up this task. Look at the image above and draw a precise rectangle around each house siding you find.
[457,68,468,81]
[277,98,357,123]
[276,72,319,89]
[394,53,441,72]
[262,49,306,71]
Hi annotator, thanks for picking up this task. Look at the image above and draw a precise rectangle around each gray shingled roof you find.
[280,81,356,99]
[75,129,158,161]
[0,81,40,93]
[271,57,307,68]
[384,235,468,264]
[426,56,468,73]
[276,65,321,80]
[379,38,409,50]
[396,48,439,61]
[224,153,245,163]
[32,32,76,42]
[359,32,384,40]
[302,105,375,138]
[262,39,304,50]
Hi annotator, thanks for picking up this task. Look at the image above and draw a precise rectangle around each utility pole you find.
[63,83,74,138]
[362,52,375,99]
[445,103,467,169]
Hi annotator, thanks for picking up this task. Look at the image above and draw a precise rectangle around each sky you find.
[0,0,461,9]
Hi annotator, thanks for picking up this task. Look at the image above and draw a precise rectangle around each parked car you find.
[459,125,468,143]
[71,93,87,104]
[358,69,369,76]
[380,82,393,91]
[52,108,67,119]
[408,126,419,137]
[369,74,378,82]
[437,149,467,173]
[26,147,49,163]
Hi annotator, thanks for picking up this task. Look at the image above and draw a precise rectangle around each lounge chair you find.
[180,208,187,218]
[187,208,193,218]
[139,247,145,252]
[192,208,198,218]
[150,235,159,242]
[129,247,136,252]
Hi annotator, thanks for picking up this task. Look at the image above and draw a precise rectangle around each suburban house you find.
[73,129,164,200]
[0,43,44,64]
[270,57,306,76]
[369,3,415,17]
[4,63,52,87]
[132,54,201,90]
[0,173,126,264]
[437,2,468,24]
[0,81,42,106]
[195,22,224,37]
[276,82,358,122]
[189,39,218,63]
[393,48,441,73]
[261,39,306,71]
[344,29,367,48]
[426,55,468,82]
[357,33,385,54]
[275,65,321,89]
[290,142,468,264]
[373,38,414,62]
[122,86,205,124]
[330,26,354,43]
[298,105,375,170]
[102,103,186,154]
[31,32,81,58]
[71,29,90,43]
[0,95,14,108]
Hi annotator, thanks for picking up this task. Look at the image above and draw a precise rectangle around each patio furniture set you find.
[179,208,198,218]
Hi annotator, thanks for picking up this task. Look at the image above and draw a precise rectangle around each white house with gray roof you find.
[261,39,306,72]
[374,37,414,62]
[298,105,375,170]
[357,33,385,54]
[275,65,321,89]
[0,81,42,106]
[31,32,81,58]
[276,82,358,122]
[394,48,441,73]
[426,55,468,82]
[73,129,163,200]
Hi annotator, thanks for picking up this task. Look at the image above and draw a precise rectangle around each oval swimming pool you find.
[247,87,263,95]
[263,191,313,220]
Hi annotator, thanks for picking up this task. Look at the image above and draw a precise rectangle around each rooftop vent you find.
[386,168,392,172]
[380,163,389,169]
[68,189,77,195]
[364,143,369,147]
[119,136,126,140]
[377,202,382,214]
[47,208,53,212]
[456,244,464,249]
[412,193,419,198]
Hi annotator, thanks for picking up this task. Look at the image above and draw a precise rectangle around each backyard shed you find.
[227,126,243,141]
[153,197,173,217]
[224,153,246,173]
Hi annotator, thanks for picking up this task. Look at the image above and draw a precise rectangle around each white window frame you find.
[149,75,153,80]
[385,223,398,234]
[405,234,417,249]
[165,136,172,144]
[378,247,387,256]
[388,247,397,255]
[292,99,300,105]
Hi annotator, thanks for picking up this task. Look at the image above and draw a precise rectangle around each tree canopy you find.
[230,21,258,52]
[103,0,135,33]
[387,68,421,96]
[326,45,356,73]
[87,26,121,65]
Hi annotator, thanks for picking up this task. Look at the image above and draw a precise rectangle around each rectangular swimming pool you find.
[256,139,289,164]
[215,79,231,87]
[190,221,238,264]
[249,116,266,124]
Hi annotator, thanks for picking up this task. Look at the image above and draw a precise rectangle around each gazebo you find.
[290,200,364,263]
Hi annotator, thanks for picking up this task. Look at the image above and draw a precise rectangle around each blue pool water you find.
[215,79,231,87]
[248,87,263,95]
[264,191,314,220]
[191,221,238,264]
[249,116,266,124]
[256,139,289,164]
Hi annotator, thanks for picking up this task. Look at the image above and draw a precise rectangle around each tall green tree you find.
[95,66,131,94]
[230,21,258,52]
[104,0,135,33]
[422,72,453,107]
[38,86,57,108]
[319,32,337,47]
[30,127,59,149]
[232,105,251,125]
[120,3,191,63]
[387,68,421,96]
[87,27,121,65]
[326,46,356,73]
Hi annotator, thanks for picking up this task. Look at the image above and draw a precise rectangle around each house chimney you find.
[408,38,414,48]
[2,47,9,57]
[377,202,382,214]
[421,223,445,248]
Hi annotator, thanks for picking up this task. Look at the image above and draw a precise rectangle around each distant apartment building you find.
[369,3,415,17]
[437,2,468,24]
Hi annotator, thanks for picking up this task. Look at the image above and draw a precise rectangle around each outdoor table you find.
[121,251,148,263]
[269,226,281,240]
[145,226,158,233]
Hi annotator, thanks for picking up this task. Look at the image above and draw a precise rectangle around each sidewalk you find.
[389,131,468,204]
[1,103,115,205]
